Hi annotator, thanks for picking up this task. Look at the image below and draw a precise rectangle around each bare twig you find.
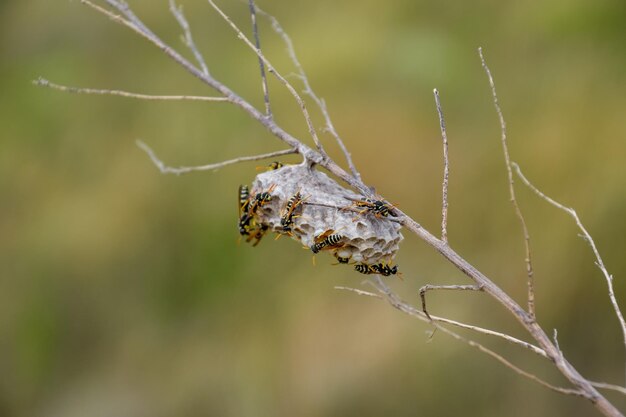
[79,0,360,195]
[368,277,582,397]
[336,284,548,358]
[137,140,296,175]
[553,328,563,357]
[419,284,483,320]
[248,0,271,119]
[479,47,536,319]
[34,77,227,102]
[206,0,325,154]
[513,161,626,383]
[433,89,450,244]
[432,315,548,359]
[334,286,382,298]
[590,381,626,396]
[255,6,362,182]
[169,0,210,76]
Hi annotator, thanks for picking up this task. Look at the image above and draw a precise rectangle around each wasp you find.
[352,197,397,218]
[238,184,274,238]
[354,262,400,276]
[247,184,276,215]
[310,230,344,254]
[256,161,284,171]
[280,191,306,232]
[354,263,374,274]
[246,223,269,247]
[370,262,399,276]
[238,185,252,236]
[333,251,351,264]
[238,185,250,211]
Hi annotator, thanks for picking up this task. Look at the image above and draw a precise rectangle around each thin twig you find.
[419,284,483,320]
[80,0,371,197]
[513,161,626,383]
[553,328,563,357]
[432,316,548,359]
[433,89,450,244]
[336,284,548,358]
[206,0,325,154]
[255,6,362,182]
[368,277,582,397]
[479,47,536,319]
[248,0,271,119]
[137,140,296,175]
[590,381,626,396]
[169,0,210,76]
[34,77,227,102]
[334,286,382,298]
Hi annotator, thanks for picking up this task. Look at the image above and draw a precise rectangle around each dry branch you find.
[479,47,536,318]
[419,283,483,320]
[248,0,272,119]
[513,162,626,383]
[169,0,210,76]
[34,77,227,102]
[255,6,362,182]
[336,285,547,358]
[206,0,325,154]
[367,277,583,397]
[137,140,296,175]
[433,88,450,244]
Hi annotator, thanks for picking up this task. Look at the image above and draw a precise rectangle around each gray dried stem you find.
[136,140,296,175]
[169,0,210,76]
[479,47,536,319]
[366,277,583,397]
[40,1,625,415]
[433,89,450,244]
[335,285,548,359]
[206,0,326,155]
[255,5,362,182]
[34,77,227,102]
[248,0,272,119]
[419,283,483,320]
[513,162,626,384]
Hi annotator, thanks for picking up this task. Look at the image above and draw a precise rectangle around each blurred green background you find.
[1,0,625,416]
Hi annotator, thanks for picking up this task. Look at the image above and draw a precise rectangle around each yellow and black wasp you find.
[246,223,269,247]
[310,229,344,254]
[352,197,398,218]
[354,261,400,277]
[280,191,307,233]
[332,250,351,265]
[370,262,399,276]
[354,263,373,274]
[256,161,284,171]
[238,184,273,246]
[247,183,277,215]
[238,185,253,236]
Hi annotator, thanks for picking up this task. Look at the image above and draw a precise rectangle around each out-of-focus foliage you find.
[1,0,625,416]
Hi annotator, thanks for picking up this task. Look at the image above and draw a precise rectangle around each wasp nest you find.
[240,162,403,274]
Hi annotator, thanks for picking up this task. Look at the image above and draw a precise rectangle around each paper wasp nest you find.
[250,163,403,265]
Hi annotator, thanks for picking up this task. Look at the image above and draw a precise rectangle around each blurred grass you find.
[1,0,625,416]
